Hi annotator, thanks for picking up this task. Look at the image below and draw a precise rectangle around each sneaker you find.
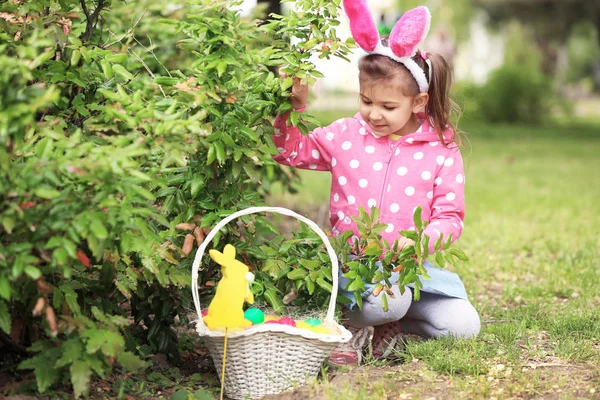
[328,325,374,367]
[371,321,409,360]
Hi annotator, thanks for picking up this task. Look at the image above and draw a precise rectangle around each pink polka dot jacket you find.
[273,112,465,253]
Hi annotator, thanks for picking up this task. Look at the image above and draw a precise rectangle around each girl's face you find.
[359,80,428,137]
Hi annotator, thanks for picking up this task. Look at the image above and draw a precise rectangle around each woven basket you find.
[191,206,352,399]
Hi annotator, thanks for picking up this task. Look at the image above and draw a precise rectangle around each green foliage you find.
[0,0,352,396]
[332,206,467,307]
[477,65,553,124]
[566,22,600,90]
[247,206,468,315]
[459,22,557,124]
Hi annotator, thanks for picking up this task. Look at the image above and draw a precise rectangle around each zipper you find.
[378,139,397,208]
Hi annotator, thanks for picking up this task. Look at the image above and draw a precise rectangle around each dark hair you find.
[358,51,463,146]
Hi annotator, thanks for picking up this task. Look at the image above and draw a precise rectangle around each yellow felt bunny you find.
[203,244,255,330]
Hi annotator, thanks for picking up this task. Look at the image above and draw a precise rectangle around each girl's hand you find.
[397,237,415,249]
[291,77,308,111]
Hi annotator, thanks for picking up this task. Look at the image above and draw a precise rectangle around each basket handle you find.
[191,206,340,331]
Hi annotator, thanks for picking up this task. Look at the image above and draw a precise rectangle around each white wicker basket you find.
[191,206,352,399]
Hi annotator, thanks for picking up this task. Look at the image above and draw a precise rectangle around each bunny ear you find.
[223,244,236,258]
[343,0,380,52]
[389,6,431,58]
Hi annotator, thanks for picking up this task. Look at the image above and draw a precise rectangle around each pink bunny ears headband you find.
[343,1,432,93]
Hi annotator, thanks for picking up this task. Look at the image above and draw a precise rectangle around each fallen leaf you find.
[182,234,195,256]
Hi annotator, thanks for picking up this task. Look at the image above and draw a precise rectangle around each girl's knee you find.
[443,302,481,339]
[347,286,412,327]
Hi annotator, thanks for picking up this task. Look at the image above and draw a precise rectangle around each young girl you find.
[272,3,480,365]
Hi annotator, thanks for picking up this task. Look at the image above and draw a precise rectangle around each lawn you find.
[264,113,600,399]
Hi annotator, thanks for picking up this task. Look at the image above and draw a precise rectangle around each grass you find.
[265,113,600,399]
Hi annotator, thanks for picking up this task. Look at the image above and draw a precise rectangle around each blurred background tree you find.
[475,0,600,90]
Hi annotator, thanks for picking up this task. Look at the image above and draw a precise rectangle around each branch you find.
[80,0,106,42]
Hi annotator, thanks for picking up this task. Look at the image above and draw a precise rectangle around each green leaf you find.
[56,339,83,368]
[413,206,423,231]
[0,276,10,300]
[448,248,469,261]
[118,351,147,372]
[193,388,215,400]
[213,141,225,164]
[131,185,156,201]
[70,360,91,399]
[2,216,15,233]
[381,292,389,312]
[112,64,134,81]
[155,77,180,85]
[61,286,81,314]
[35,186,61,199]
[89,218,108,239]
[0,300,11,334]
[25,266,42,280]
[170,390,191,400]
[85,329,124,357]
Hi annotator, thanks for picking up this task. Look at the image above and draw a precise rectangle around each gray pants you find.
[345,285,481,339]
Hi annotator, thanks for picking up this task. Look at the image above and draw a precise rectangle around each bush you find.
[477,64,553,124]
[0,0,353,397]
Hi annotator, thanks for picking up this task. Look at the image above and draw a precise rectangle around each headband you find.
[343,1,432,93]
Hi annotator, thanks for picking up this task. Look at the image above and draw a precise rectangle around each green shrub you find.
[478,64,553,124]
[0,0,353,397]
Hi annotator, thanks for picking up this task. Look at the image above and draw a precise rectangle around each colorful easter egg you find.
[244,308,265,324]
[309,326,330,334]
[202,309,208,317]
[264,315,279,322]
[296,321,312,330]
[277,317,296,327]
[305,318,321,327]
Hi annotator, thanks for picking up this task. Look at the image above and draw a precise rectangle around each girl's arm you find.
[423,146,465,252]
[272,78,339,170]
[272,112,335,171]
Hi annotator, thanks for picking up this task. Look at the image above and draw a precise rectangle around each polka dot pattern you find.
[271,117,465,249]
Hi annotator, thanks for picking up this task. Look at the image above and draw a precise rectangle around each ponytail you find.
[413,52,463,146]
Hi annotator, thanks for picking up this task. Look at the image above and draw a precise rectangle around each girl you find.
[272,3,480,365]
